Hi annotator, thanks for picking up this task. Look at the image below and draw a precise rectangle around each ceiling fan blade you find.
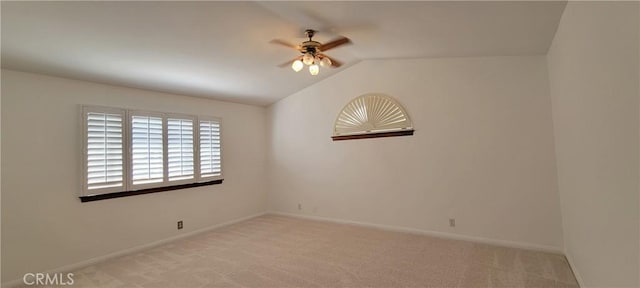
[319,37,351,52]
[277,56,303,68]
[269,39,301,51]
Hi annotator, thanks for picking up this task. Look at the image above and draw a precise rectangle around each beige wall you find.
[267,56,564,250]
[547,2,640,287]
[1,70,268,282]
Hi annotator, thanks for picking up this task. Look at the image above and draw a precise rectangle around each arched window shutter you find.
[332,93,414,141]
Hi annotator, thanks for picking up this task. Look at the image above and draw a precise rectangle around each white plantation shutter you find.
[199,119,222,179]
[82,106,224,199]
[131,114,164,186]
[167,117,194,181]
[83,108,125,195]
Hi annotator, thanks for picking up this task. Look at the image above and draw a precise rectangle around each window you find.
[199,118,221,179]
[130,113,164,188]
[167,116,195,182]
[83,107,125,194]
[332,93,414,141]
[81,106,223,201]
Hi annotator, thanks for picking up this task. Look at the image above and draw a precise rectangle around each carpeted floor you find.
[66,214,578,287]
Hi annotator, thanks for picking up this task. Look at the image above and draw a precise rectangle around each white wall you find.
[1,70,268,283]
[267,56,564,250]
[547,2,639,287]
[1,69,3,287]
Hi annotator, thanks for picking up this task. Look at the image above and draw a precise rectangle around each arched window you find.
[332,93,414,141]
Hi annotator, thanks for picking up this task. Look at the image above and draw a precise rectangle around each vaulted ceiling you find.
[1,1,566,106]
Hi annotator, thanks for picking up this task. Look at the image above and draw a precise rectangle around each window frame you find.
[80,105,223,200]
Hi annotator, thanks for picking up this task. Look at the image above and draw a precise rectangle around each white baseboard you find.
[268,211,564,254]
[2,212,266,288]
[564,252,584,287]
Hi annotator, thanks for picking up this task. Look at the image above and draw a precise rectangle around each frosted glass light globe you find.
[309,64,319,75]
[291,60,304,72]
[302,53,314,65]
[320,57,332,67]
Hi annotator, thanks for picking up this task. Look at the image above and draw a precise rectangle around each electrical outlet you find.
[177,221,183,230]
[449,218,456,227]
[298,203,302,210]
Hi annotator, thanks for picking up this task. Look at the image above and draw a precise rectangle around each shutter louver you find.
[131,115,164,185]
[200,120,222,178]
[86,112,124,191]
[167,118,194,181]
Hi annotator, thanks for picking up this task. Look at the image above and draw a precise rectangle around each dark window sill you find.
[332,129,414,141]
[80,179,224,202]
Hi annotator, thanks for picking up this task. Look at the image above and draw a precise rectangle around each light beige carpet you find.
[65,214,577,287]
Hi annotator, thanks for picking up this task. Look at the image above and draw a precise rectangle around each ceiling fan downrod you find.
[305,29,316,41]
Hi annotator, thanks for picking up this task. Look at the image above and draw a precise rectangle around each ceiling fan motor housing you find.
[301,41,321,55]
[302,30,321,55]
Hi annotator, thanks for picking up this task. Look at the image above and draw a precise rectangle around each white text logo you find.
[23,273,74,286]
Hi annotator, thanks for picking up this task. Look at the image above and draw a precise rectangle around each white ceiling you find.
[1,1,566,106]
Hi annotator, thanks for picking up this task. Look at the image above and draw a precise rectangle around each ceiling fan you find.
[270,29,351,75]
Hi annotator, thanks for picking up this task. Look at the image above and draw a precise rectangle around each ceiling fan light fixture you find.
[309,64,319,76]
[302,53,314,65]
[291,60,304,72]
[320,57,332,67]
